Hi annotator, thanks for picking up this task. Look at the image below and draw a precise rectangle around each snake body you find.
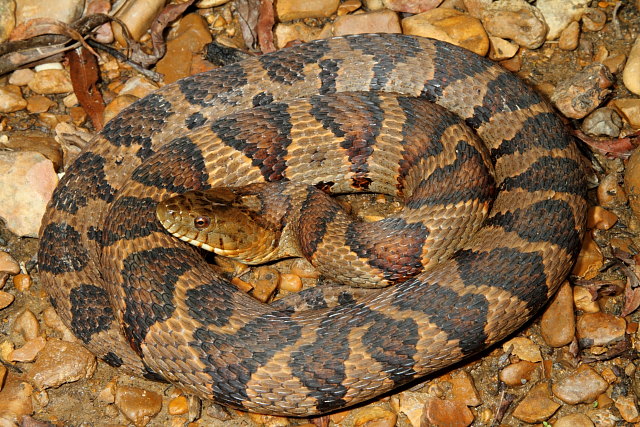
[38,34,586,416]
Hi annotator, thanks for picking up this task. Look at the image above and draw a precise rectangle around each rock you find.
[112,0,166,44]
[536,0,589,40]
[602,53,626,74]
[156,13,213,84]
[13,309,39,340]
[279,273,302,292]
[573,285,600,313]
[275,22,324,48]
[396,391,428,427]
[28,339,97,390]
[512,382,560,423]
[541,282,575,347]
[290,259,319,278]
[0,131,63,172]
[15,0,83,24]
[352,406,397,427]
[115,385,163,427]
[0,85,27,112]
[9,336,46,362]
[625,148,640,223]
[26,95,56,113]
[488,36,518,60]
[0,252,20,275]
[581,107,623,137]
[333,9,401,36]
[0,0,15,43]
[0,151,58,237]
[0,375,33,425]
[337,0,362,15]
[582,8,606,31]
[196,0,230,6]
[421,397,474,427]
[551,63,614,119]
[503,337,542,362]
[499,361,539,386]
[558,21,580,51]
[402,8,489,56]
[552,364,609,404]
[587,206,618,230]
[42,307,76,342]
[611,98,640,129]
[168,395,188,415]
[251,267,279,303]
[8,68,34,86]
[450,371,481,406]
[383,0,443,13]
[0,291,14,309]
[576,312,626,347]
[480,0,547,49]
[276,0,339,21]
[555,413,595,427]
[615,395,640,423]
[28,69,73,94]
[623,36,640,95]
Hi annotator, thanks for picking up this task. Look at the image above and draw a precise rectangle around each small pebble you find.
[0,85,27,113]
[13,309,39,340]
[576,312,626,347]
[587,206,618,230]
[421,397,474,427]
[28,69,73,94]
[541,281,575,347]
[481,0,547,49]
[602,53,627,74]
[615,395,640,422]
[0,375,34,423]
[551,63,615,119]
[103,94,139,123]
[488,36,518,61]
[573,286,600,313]
[499,361,539,386]
[396,391,428,427]
[98,380,116,404]
[337,0,361,15]
[558,21,580,51]
[571,233,603,280]
[168,395,188,415]
[581,107,623,137]
[612,98,640,129]
[28,339,97,390]
[554,413,595,427]
[623,35,640,95]
[450,371,481,407]
[8,69,35,86]
[0,290,15,309]
[279,273,303,292]
[581,7,606,31]
[115,385,163,427]
[13,273,32,292]
[511,382,560,423]
[275,0,339,21]
[598,174,626,209]
[333,9,402,36]
[26,95,56,113]
[536,0,589,39]
[552,364,608,404]
[290,259,319,278]
[0,252,20,275]
[502,337,542,362]
[251,267,279,302]
[9,336,46,362]
[42,307,76,342]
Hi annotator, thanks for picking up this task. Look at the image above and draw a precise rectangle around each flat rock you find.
[15,0,83,24]
[0,84,27,113]
[2,130,63,171]
[615,395,640,423]
[28,69,73,95]
[28,339,97,390]
[503,337,542,362]
[115,385,163,427]
[541,281,575,347]
[397,391,428,427]
[450,371,481,407]
[581,107,623,137]
[0,252,20,275]
[333,9,401,36]
[8,68,34,86]
[555,413,595,427]
[421,397,474,427]
[0,374,33,425]
[499,361,539,386]
[0,0,15,43]
[0,151,58,237]
[276,0,339,21]
[0,290,14,309]
[352,406,397,427]
[552,364,608,404]
[512,382,560,423]
[383,0,443,13]
[576,312,626,347]
[612,98,640,129]
[402,8,488,56]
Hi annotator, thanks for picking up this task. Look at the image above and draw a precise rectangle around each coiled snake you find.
[38,34,587,416]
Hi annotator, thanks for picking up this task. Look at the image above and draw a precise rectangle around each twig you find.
[612,1,623,39]
[85,39,162,82]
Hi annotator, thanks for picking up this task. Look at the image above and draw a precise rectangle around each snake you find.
[37,33,587,416]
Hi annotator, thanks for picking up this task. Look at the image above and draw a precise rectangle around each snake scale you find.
[38,34,587,416]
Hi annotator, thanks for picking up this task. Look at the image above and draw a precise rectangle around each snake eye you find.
[194,216,211,230]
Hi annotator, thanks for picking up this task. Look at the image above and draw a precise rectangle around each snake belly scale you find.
[38,34,587,415]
